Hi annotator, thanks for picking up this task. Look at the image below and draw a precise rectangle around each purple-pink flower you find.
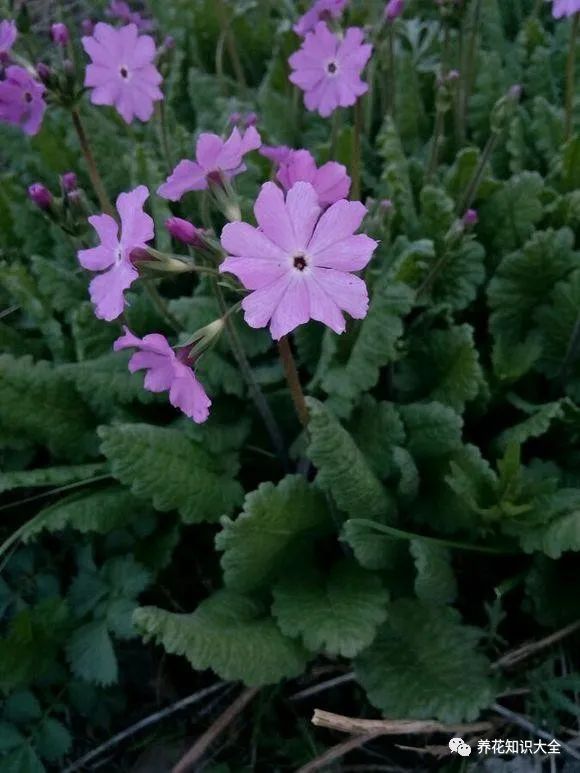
[165,216,205,246]
[157,126,261,201]
[551,0,580,17]
[77,185,153,321]
[114,327,211,423]
[106,1,154,32]
[82,22,163,124]
[260,145,293,165]
[0,19,17,56]
[220,181,376,339]
[0,66,46,136]
[294,0,349,37]
[289,23,372,118]
[385,0,405,21]
[276,149,350,207]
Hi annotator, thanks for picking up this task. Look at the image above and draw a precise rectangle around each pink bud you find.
[28,183,52,210]
[385,0,405,22]
[50,23,69,46]
[229,112,241,125]
[36,62,51,83]
[380,198,393,212]
[81,19,95,35]
[129,247,152,263]
[245,112,258,127]
[165,217,204,247]
[61,172,78,192]
[462,208,478,226]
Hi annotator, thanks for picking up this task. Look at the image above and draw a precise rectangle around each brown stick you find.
[311,709,492,737]
[172,687,259,773]
[296,732,385,773]
[492,620,580,670]
[70,107,115,218]
[278,336,309,427]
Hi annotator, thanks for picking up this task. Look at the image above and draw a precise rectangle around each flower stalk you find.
[70,107,115,218]
[277,336,309,428]
[565,13,580,140]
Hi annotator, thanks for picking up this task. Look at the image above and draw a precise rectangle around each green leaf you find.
[67,353,157,413]
[3,692,42,724]
[22,487,149,542]
[355,600,494,722]
[479,171,543,254]
[99,423,243,523]
[395,325,485,411]
[498,401,565,449]
[429,237,486,312]
[2,744,45,773]
[30,255,86,314]
[0,355,95,459]
[216,475,333,593]
[348,397,406,480]
[306,398,393,520]
[272,561,388,658]
[560,136,580,192]
[398,402,463,462]
[341,517,406,571]
[66,620,118,686]
[32,718,72,763]
[489,228,578,345]
[321,281,414,410]
[377,117,418,232]
[0,462,106,496]
[410,542,457,605]
[419,186,455,246]
[134,591,309,686]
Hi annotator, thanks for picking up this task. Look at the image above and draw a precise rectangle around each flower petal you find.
[285,181,321,249]
[157,159,207,200]
[220,257,288,290]
[311,234,377,271]
[220,221,286,259]
[311,267,369,319]
[169,366,212,423]
[89,260,138,321]
[254,182,297,253]
[117,185,154,249]
[308,199,367,253]
[269,275,311,339]
[241,272,293,331]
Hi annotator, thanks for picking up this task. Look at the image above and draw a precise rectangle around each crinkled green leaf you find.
[134,591,308,686]
[66,620,118,687]
[410,542,457,605]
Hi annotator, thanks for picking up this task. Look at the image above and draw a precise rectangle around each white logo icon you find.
[449,737,472,756]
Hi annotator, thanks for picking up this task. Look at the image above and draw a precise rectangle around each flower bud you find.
[61,171,78,193]
[385,0,405,22]
[165,217,204,247]
[229,111,241,125]
[50,22,69,46]
[36,62,52,84]
[462,208,479,227]
[129,247,152,264]
[380,198,393,212]
[28,183,52,210]
[245,112,258,127]
[81,19,95,35]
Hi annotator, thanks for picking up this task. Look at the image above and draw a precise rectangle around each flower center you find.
[293,252,308,271]
[326,61,338,75]
[24,91,33,103]
[119,66,129,79]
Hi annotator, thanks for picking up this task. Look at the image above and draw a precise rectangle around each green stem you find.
[214,0,247,89]
[70,107,115,218]
[460,0,483,141]
[387,26,396,118]
[426,104,446,182]
[157,101,174,172]
[351,100,363,201]
[457,130,499,213]
[277,336,309,428]
[565,13,580,141]
[350,519,517,555]
[144,280,182,333]
[213,278,288,465]
[330,109,341,157]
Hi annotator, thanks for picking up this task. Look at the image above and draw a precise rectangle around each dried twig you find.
[297,732,385,773]
[172,687,259,773]
[492,703,580,760]
[311,710,493,737]
[493,620,580,670]
[291,672,356,701]
[63,682,227,772]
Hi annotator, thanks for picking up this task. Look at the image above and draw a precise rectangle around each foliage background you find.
[2,0,580,770]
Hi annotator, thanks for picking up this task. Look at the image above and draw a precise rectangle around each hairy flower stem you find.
[143,279,182,333]
[458,129,499,212]
[278,336,309,428]
[386,26,396,117]
[459,0,483,142]
[212,277,288,465]
[352,100,363,200]
[157,101,173,172]
[426,105,445,182]
[565,13,580,140]
[214,0,247,89]
[70,107,115,219]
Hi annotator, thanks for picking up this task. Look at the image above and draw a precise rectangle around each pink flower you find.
[552,0,580,16]
[0,19,17,56]
[260,145,293,165]
[385,0,405,21]
[114,327,211,422]
[77,185,153,321]
[82,22,163,124]
[294,0,349,36]
[289,23,372,118]
[106,1,154,32]
[276,149,350,207]
[0,66,46,135]
[157,126,261,201]
[220,181,376,339]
